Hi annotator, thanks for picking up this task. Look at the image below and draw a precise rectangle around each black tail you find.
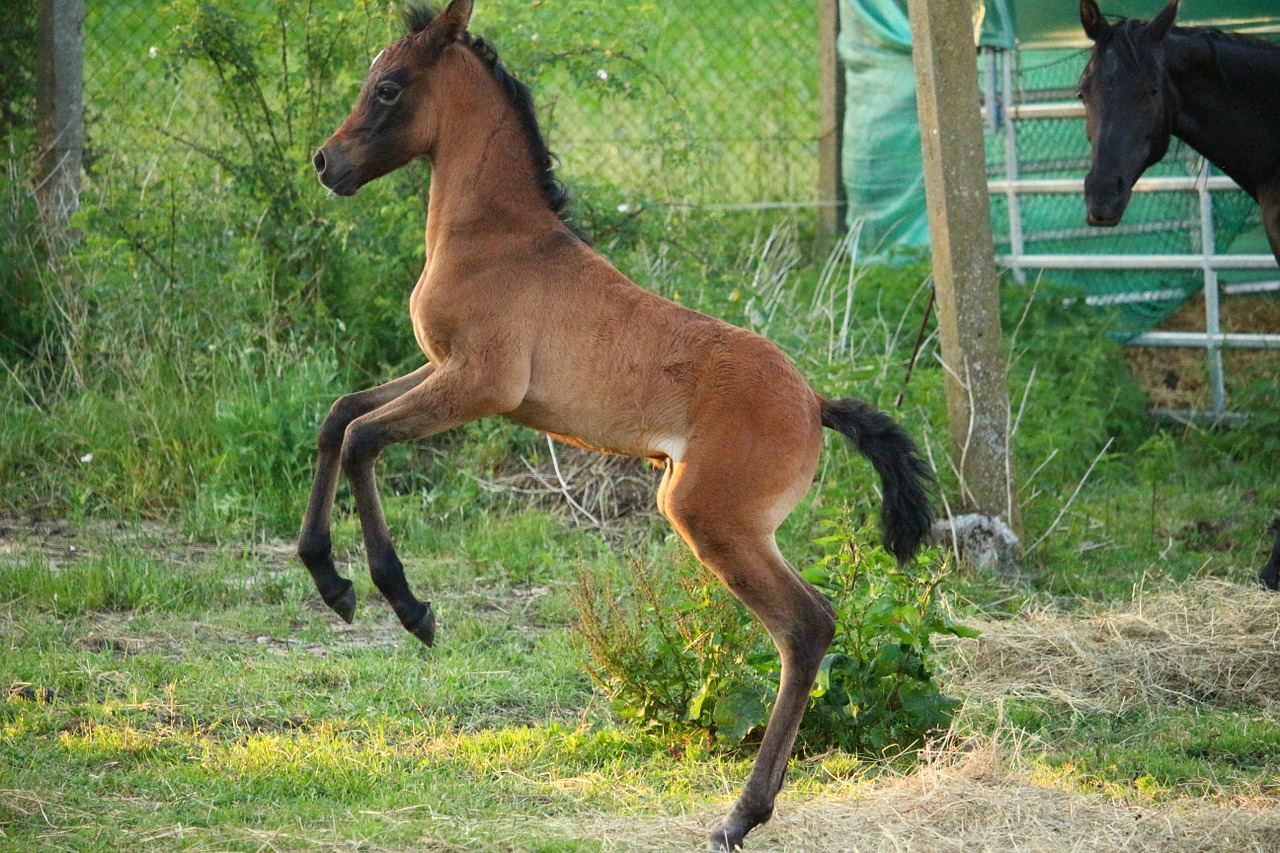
[820,398,934,563]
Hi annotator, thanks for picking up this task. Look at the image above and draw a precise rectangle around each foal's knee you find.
[340,422,385,474]
[318,395,367,453]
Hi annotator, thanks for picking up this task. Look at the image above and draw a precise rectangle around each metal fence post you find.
[1197,164,1226,416]
[818,0,847,235]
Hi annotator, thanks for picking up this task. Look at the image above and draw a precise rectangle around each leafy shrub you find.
[573,551,766,741]
[574,514,975,757]
[797,517,974,756]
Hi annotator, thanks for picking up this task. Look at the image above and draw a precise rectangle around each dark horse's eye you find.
[375,83,402,105]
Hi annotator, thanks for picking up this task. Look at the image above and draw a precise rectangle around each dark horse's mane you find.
[1097,17,1280,82]
[404,5,578,233]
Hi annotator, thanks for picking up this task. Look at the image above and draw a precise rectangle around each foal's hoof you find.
[325,581,358,624]
[408,604,435,647]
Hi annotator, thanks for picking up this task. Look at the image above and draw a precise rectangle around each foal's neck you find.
[1166,30,1280,194]
[423,82,562,259]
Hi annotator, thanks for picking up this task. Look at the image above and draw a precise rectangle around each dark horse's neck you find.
[1166,27,1280,196]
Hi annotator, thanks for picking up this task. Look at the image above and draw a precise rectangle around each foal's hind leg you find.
[659,457,833,851]
[298,365,433,622]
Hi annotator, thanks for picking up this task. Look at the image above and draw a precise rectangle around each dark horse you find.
[1078,0,1280,589]
[299,2,932,848]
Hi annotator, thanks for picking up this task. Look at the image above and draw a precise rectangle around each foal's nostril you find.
[313,149,327,174]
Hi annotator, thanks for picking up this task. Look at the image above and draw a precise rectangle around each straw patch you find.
[1125,291,1280,411]
[523,730,1280,851]
[943,579,1280,713]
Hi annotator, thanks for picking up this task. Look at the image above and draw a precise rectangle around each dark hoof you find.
[707,821,747,852]
[408,604,435,647]
[324,581,358,624]
[1259,564,1279,591]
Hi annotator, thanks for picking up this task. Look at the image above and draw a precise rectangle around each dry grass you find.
[526,727,1280,851]
[480,441,660,527]
[943,579,1280,714]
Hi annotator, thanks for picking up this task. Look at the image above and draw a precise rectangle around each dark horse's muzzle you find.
[1083,169,1131,227]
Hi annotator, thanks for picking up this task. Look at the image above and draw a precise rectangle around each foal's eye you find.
[375,83,402,105]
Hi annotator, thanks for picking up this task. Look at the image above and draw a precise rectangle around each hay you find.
[527,729,1280,851]
[943,579,1280,713]
[1125,291,1280,411]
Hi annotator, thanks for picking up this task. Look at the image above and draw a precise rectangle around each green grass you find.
[994,700,1280,800]
[4,516,1279,850]
[0,532,763,851]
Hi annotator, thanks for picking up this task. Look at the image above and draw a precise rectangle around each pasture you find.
[3,1,1279,850]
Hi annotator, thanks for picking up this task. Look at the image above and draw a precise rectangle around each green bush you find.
[574,514,975,758]
[797,517,974,756]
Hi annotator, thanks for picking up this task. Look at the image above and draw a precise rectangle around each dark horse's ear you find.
[1080,0,1107,41]
[1146,0,1179,42]
[429,0,474,44]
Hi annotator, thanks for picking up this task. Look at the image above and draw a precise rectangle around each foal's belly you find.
[506,395,685,462]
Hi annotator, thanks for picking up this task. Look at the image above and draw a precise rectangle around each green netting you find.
[838,0,1011,252]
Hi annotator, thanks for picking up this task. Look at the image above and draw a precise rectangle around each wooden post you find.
[905,0,1017,526]
[36,0,84,228]
[817,0,846,235]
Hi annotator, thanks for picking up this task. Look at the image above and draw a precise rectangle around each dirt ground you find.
[1125,291,1280,412]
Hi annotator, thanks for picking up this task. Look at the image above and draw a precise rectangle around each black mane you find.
[1100,16,1280,71]
[403,5,577,231]
[1094,19,1161,72]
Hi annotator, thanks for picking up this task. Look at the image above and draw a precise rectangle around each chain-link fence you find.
[79,1,823,216]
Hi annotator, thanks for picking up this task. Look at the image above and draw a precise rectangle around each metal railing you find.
[985,87,1280,417]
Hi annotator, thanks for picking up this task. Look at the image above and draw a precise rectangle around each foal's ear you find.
[430,0,474,43]
[1146,0,1179,42]
[1080,0,1107,41]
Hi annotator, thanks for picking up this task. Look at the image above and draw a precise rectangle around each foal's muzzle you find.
[313,145,359,197]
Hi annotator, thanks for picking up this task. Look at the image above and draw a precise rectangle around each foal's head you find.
[313,0,478,196]
[1078,0,1180,227]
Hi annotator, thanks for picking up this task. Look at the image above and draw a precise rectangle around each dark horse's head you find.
[1078,0,1181,227]
[313,0,475,196]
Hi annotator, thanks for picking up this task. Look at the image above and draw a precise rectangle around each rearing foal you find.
[300,2,932,849]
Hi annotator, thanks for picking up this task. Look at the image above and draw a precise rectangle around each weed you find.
[574,514,975,757]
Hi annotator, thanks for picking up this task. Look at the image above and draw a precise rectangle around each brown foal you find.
[300,2,932,848]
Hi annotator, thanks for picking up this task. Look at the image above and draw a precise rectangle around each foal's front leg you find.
[298,365,434,623]
[340,367,527,645]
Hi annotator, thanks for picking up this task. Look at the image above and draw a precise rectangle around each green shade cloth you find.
[838,0,1011,250]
